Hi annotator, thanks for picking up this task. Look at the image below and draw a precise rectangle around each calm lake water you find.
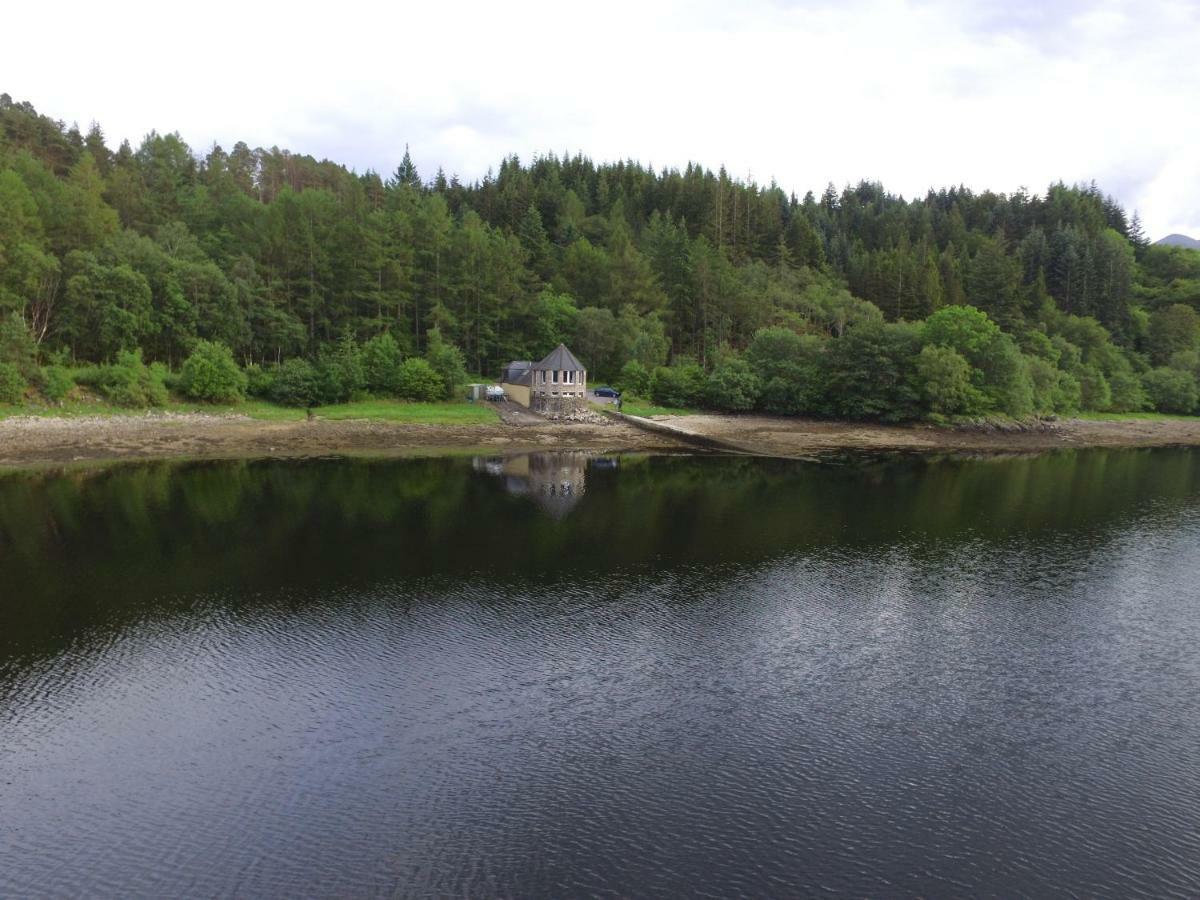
[3,450,1200,898]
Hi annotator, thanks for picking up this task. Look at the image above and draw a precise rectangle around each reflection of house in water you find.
[473,452,616,519]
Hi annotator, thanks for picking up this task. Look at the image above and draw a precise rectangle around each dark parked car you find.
[592,386,621,399]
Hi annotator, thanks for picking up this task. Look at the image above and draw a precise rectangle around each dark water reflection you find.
[2,450,1200,897]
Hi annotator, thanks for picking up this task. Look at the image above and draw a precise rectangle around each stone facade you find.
[529,345,586,415]
[503,344,587,414]
[531,392,586,416]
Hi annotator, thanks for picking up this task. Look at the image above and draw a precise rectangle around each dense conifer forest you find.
[2,93,1200,417]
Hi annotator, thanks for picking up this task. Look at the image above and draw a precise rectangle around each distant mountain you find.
[1156,233,1200,249]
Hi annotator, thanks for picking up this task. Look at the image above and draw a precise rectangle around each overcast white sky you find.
[5,0,1198,238]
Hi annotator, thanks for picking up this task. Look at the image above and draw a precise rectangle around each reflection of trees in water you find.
[4,452,1200,572]
[5,449,1200,663]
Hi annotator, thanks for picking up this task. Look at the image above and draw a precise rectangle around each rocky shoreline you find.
[3,411,1200,470]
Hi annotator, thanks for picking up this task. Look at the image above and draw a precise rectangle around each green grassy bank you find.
[0,399,502,425]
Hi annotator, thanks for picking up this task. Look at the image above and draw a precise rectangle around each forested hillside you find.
[3,93,1200,417]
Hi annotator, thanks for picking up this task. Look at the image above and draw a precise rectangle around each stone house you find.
[501,344,587,414]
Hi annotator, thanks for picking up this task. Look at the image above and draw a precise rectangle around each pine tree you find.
[517,202,551,283]
[1128,211,1150,257]
[390,145,421,190]
[968,233,1021,328]
[83,122,111,176]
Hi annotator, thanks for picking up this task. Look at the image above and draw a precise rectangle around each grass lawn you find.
[618,400,703,417]
[311,400,500,423]
[0,399,305,422]
[0,398,501,425]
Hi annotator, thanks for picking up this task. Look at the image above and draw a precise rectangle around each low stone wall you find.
[531,395,587,417]
[600,409,761,455]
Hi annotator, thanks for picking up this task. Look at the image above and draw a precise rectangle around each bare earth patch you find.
[4,411,1200,470]
[0,412,680,469]
[652,414,1200,456]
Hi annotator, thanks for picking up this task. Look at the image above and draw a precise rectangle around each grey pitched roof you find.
[532,344,585,371]
[502,361,533,384]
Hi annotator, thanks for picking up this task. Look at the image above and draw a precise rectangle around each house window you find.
[552,370,559,384]
[565,371,573,385]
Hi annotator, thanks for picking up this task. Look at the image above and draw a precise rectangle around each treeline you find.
[2,92,1200,417]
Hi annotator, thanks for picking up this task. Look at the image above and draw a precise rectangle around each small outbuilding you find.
[499,360,534,407]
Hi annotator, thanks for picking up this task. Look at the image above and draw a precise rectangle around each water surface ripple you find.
[2,451,1200,897]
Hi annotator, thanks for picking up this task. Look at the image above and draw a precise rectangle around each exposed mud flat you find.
[652,413,1200,455]
[3,410,1200,470]
[0,413,679,470]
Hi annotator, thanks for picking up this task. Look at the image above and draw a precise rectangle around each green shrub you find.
[1025,356,1081,415]
[745,328,827,415]
[1148,304,1200,365]
[424,328,465,400]
[916,344,988,418]
[316,334,366,404]
[1025,356,1055,415]
[1077,365,1112,412]
[923,305,1001,362]
[824,321,922,422]
[244,364,276,399]
[1054,371,1083,415]
[179,340,247,402]
[362,333,404,395]
[1142,367,1198,414]
[37,365,74,403]
[0,313,37,377]
[395,358,445,401]
[1170,349,1200,377]
[71,364,105,388]
[0,362,28,404]
[649,364,706,408]
[977,334,1035,417]
[704,358,761,412]
[424,328,467,400]
[269,358,321,407]
[1107,370,1150,412]
[149,362,172,393]
[98,350,168,407]
[617,360,650,398]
